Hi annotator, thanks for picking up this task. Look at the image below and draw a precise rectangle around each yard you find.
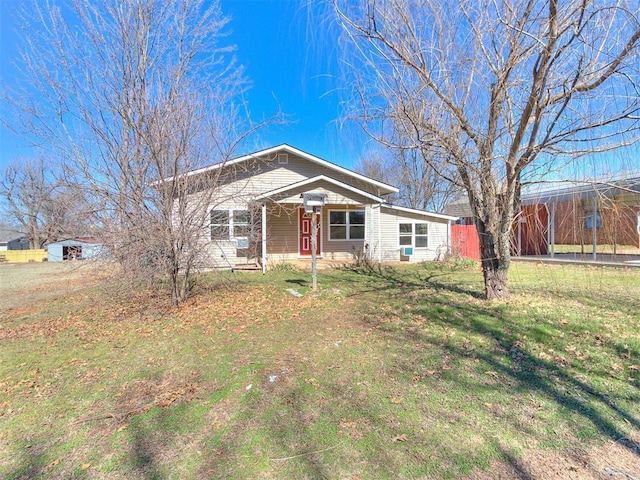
[1,261,639,479]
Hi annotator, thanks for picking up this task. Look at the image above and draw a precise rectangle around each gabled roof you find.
[383,204,458,221]
[186,144,399,195]
[0,229,27,243]
[255,175,385,203]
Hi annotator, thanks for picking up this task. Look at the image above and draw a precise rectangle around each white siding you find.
[379,207,450,262]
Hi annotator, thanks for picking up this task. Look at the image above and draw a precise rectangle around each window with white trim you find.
[398,222,428,248]
[233,210,251,238]
[329,209,365,240]
[211,209,252,240]
[210,210,229,240]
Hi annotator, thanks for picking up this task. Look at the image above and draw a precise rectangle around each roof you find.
[382,204,458,221]
[0,229,27,243]
[521,175,640,205]
[185,144,399,196]
[255,175,385,203]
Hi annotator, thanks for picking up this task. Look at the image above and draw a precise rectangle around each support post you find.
[592,196,598,261]
[550,202,556,258]
[310,208,318,291]
[261,203,267,274]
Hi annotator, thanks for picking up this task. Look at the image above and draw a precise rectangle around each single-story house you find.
[187,144,457,271]
[444,173,640,258]
[0,229,29,251]
[47,238,104,262]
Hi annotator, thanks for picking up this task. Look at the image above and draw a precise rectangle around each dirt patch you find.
[463,438,640,479]
[0,261,102,311]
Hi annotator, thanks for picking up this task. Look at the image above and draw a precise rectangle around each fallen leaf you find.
[81,463,91,470]
[485,371,499,378]
[392,434,407,442]
[389,397,403,404]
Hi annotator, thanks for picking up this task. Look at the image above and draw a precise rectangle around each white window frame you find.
[232,210,251,240]
[210,209,230,240]
[210,208,252,241]
[398,221,429,248]
[327,209,366,241]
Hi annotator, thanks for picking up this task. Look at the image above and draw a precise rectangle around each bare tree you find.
[0,158,58,248]
[355,145,459,212]
[333,0,640,299]
[7,0,265,304]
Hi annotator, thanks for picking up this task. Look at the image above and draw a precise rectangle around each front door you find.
[299,207,321,256]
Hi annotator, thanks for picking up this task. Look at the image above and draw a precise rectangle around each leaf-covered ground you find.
[1,261,638,479]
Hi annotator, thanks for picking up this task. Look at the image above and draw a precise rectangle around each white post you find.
[261,203,267,274]
[550,202,556,258]
[592,196,598,261]
[311,208,318,291]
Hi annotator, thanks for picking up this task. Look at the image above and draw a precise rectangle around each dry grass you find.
[1,261,639,479]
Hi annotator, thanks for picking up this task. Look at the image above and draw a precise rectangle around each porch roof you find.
[255,175,385,203]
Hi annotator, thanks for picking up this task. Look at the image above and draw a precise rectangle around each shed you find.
[47,238,104,262]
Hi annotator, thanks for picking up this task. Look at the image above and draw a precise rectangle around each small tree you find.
[333,0,640,299]
[7,0,262,304]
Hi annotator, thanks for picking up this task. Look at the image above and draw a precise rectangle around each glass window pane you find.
[330,211,346,225]
[415,236,428,248]
[211,225,229,240]
[211,210,228,224]
[415,223,428,235]
[349,226,365,239]
[349,210,365,225]
[234,225,250,237]
[234,210,250,224]
[330,226,347,240]
[399,236,412,246]
[399,223,412,234]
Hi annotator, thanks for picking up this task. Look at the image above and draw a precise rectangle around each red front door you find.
[299,208,321,256]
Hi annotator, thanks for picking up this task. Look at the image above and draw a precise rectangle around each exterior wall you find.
[552,197,639,248]
[262,203,370,263]
[516,192,640,255]
[379,207,450,262]
[197,151,392,205]
[0,237,29,251]
[47,241,104,262]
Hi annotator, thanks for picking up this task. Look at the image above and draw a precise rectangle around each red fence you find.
[451,224,481,261]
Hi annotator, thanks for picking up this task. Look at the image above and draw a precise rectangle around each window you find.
[233,210,251,238]
[210,210,229,240]
[399,223,413,246]
[398,222,428,248]
[585,212,602,229]
[278,153,288,165]
[329,209,365,240]
[415,223,428,247]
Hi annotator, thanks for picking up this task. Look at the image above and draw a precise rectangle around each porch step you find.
[232,263,261,272]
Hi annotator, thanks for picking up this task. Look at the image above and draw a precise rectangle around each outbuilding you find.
[47,238,104,262]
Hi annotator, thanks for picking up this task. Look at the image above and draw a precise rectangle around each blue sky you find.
[0,0,366,170]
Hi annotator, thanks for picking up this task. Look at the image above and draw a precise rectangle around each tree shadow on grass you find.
[363,266,640,458]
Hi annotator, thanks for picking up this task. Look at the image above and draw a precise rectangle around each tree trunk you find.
[477,220,510,300]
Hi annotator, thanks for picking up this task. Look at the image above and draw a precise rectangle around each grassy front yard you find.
[1,262,638,479]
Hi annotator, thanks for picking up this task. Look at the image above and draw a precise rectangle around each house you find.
[443,173,640,259]
[0,229,29,251]
[516,175,640,257]
[47,238,104,262]
[189,145,457,271]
